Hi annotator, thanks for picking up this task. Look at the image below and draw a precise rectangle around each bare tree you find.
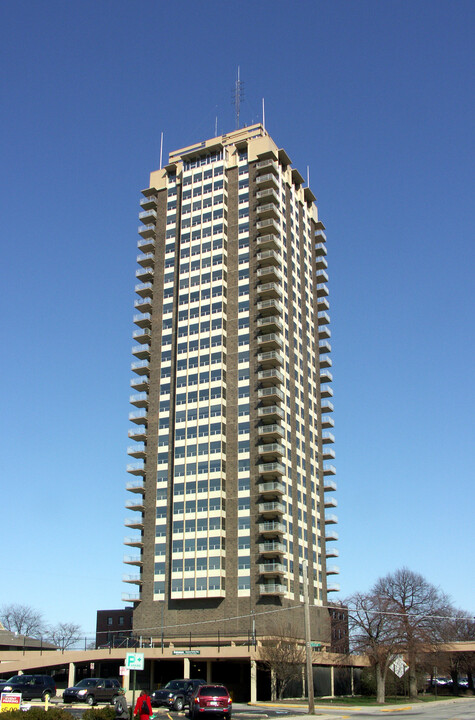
[0,604,45,638]
[432,609,475,692]
[46,622,82,650]
[374,567,452,699]
[346,591,401,703]
[259,621,306,700]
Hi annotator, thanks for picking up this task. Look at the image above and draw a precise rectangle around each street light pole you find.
[302,560,314,714]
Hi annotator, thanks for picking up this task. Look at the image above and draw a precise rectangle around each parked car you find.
[62,678,121,705]
[0,674,56,701]
[151,679,206,711]
[189,685,232,719]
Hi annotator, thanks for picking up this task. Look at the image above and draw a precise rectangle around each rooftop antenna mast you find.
[159,132,164,170]
[232,66,244,130]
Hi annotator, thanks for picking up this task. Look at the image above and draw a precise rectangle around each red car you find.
[189,685,231,720]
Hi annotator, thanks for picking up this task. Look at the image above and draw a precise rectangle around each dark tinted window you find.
[200,687,228,697]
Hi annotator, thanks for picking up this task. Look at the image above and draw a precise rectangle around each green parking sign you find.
[125,652,144,670]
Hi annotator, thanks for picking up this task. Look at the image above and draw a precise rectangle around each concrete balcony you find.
[326,547,339,558]
[256,187,279,203]
[322,431,335,444]
[136,252,155,269]
[258,386,284,403]
[327,584,340,593]
[320,371,333,384]
[132,328,151,345]
[255,158,279,175]
[129,392,148,409]
[323,465,336,478]
[123,574,143,585]
[127,444,146,459]
[256,203,279,220]
[136,266,154,282]
[258,501,285,516]
[259,563,285,576]
[255,233,281,251]
[258,462,285,476]
[315,256,328,271]
[258,481,285,496]
[325,513,338,524]
[130,376,149,392]
[126,499,144,512]
[124,517,144,530]
[259,541,285,556]
[128,427,147,442]
[126,463,145,477]
[316,269,329,284]
[138,223,155,238]
[326,565,340,575]
[323,448,335,461]
[121,593,141,602]
[140,195,157,211]
[137,236,156,253]
[324,496,338,509]
[123,555,143,566]
[320,355,332,369]
[324,480,337,492]
[259,583,285,596]
[259,521,285,535]
[321,416,334,429]
[257,249,281,266]
[258,405,284,420]
[318,311,330,325]
[316,283,329,298]
[258,368,284,385]
[256,265,282,282]
[257,350,283,368]
[315,241,327,256]
[318,326,331,341]
[139,209,157,225]
[315,228,327,243]
[256,218,280,233]
[123,537,143,548]
[135,281,153,298]
[325,530,339,542]
[319,340,332,355]
[255,173,279,190]
[317,296,330,312]
[257,298,282,314]
[257,333,282,350]
[129,409,148,426]
[321,386,333,399]
[132,344,151,360]
[133,312,152,328]
[258,443,285,458]
[131,359,150,375]
[321,400,334,414]
[256,282,282,299]
[134,295,153,313]
[258,424,284,439]
[126,479,145,494]
[257,315,283,332]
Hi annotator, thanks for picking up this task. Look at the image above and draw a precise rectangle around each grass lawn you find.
[270,694,454,706]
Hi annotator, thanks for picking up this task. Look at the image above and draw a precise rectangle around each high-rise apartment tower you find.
[124,124,339,642]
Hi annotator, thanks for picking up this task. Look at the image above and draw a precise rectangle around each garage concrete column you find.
[206,661,212,683]
[330,665,335,698]
[350,666,354,696]
[183,657,190,679]
[123,670,130,693]
[250,660,257,703]
[271,668,276,701]
[68,663,76,688]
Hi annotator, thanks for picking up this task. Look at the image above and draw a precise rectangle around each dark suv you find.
[151,679,206,711]
[63,678,121,705]
[0,675,56,700]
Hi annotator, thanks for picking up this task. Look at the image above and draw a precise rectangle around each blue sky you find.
[1,0,473,639]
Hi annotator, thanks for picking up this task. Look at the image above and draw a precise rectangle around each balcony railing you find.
[257,299,282,314]
[258,386,284,402]
[315,228,327,243]
[259,541,285,555]
[326,547,339,558]
[258,368,284,384]
[258,501,285,515]
[257,333,282,349]
[322,431,335,444]
[325,513,338,524]
[135,282,153,297]
[126,479,145,494]
[140,195,157,211]
[132,344,151,360]
[324,496,338,509]
[127,444,146,458]
[139,209,157,224]
[257,350,283,366]
[123,574,142,584]
[138,224,155,238]
[132,328,151,344]
[128,427,147,442]
[318,311,330,325]
[134,296,152,313]
[258,424,284,438]
[258,481,285,496]
[256,234,281,250]
[258,462,285,475]
[126,463,145,476]
[123,555,143,565]
[255,159,278,174]
[257,316,283,330]
[258,443,285,456]
[324,480,337,492]
[258,405,284,419]
[259,583,285,596]
[137,236,155,253]
[133,312,152,328]
[129,410,148,425]
[259,521,285,534]
[325,530,339,542]
[315,241,327,256]
[131,359,150,375]
[123,537,143,547]
[259,563,285,575]
[125,499,144,512]
[322,415,334,429]
[256,282,282,298]
[256,188,279,203]
[326,565,340,575]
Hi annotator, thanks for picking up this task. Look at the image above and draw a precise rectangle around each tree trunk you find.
[408,651,418,698]
[271,669,276,701]
[375,663,386,704]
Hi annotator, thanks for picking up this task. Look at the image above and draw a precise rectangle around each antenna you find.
[159,132,164,170]
[215,116,218,137]
[262,98,265,130]
[307,165,310,187]
[232,66,244,130]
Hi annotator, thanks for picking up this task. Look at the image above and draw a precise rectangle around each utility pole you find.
[302,560,315,713]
